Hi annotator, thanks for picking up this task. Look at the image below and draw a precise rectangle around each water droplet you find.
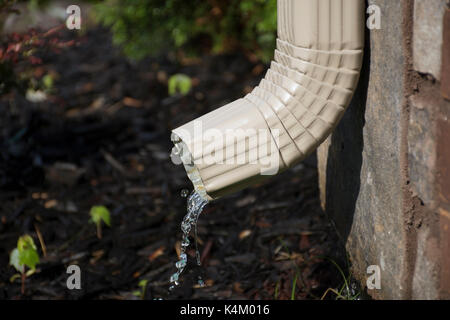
[170,273,179,282]
[175,259,186,269]
[181,189,189,198]
[181,239,190,247]
[197,278,205,287]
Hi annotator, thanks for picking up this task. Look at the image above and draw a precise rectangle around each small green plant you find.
[89,205,111,239]
[168,74,192,96]
[41,74,54,91]
[274,279,280,300]
[290,271,299,300]
[132,279,148,300]
[9,235,40,295]
[319,256,360,300]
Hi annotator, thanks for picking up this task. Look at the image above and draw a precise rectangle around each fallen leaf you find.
[275,251,304,262]
[239,229,252,240]
[92,250,104,258]
[235,195,256,207]
[252,64,265,76]
[44,199,58,209]
[149,246,165,262]
[79,82,94,94]
[175,241,181,259]
[233,282,244,294]
[90,250,105,265]
[32,192,48,200]
[46,162,85,186]
[157,71,167,84]
[255,219,272,228]
[123,97,143,108]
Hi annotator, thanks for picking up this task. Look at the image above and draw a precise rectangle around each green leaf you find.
[291,272,299,300]
[9,248,23,273]
[138,279,148,288]
[132,290,141,297]
[168,74,192,96]
[42,74,54,90]
[17,234,37,252]
[25,269,36,277]
[9,273,21,283]
[90,205,111,227]
[10,235,40,273]
[19,248,40,271]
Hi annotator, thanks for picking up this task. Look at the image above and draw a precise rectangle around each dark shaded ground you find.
[0,27,351,300]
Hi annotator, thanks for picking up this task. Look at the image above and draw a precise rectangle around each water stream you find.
[169,190,209,290]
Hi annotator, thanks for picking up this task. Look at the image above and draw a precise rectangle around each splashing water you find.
[180,189,189,198]
[169,191,208,290]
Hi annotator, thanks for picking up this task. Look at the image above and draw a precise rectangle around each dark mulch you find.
[0,27,350,300]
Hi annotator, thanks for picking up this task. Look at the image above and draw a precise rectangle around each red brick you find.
[437,109,450,297]
[440,210,450,298]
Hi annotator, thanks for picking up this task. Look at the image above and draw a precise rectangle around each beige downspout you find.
[171,0,365,201]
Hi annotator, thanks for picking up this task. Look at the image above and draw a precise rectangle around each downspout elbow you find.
[172,0,365,201]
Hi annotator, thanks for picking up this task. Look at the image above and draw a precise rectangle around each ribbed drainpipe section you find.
[172,0,365,200]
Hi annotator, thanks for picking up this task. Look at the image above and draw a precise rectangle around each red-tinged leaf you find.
[43,25,64,37]
[6,43,15,53]
[57,40,76,48]
[11,33,20,42]
[29,56,42,65]
[32,39,43,46]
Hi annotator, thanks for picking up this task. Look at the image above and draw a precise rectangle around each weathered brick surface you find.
[440,212,450,299]
[408,82,450,298]
[408,93,437,207]
[408,84,450,207]
[437,108,450,298]
[413,0,447,80]
[411,225,440,299]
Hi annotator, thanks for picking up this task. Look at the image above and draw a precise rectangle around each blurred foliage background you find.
[0,0,277,94]
[93,0,277,62]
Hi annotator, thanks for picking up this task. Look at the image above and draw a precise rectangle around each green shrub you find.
[94,0,277,62]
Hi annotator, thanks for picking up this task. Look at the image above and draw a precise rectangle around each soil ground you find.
[0,27,351,300]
